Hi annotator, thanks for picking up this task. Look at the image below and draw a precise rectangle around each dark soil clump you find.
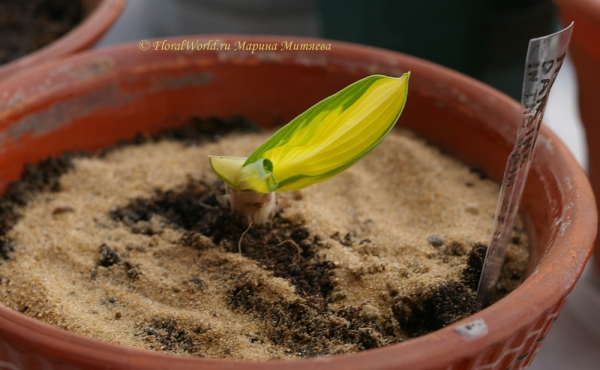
[227,273,398,356]
[98,244,120,268]
[3,154,76,206]
[0,237,14,261]
[142,319,202,355]
[111,180,334,305]
[393,281,481,338]
[0,0,84,65]
[462,243,487,291]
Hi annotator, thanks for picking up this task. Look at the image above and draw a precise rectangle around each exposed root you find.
[238,219,253,256]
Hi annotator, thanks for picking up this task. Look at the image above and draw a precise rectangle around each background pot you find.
[0,0,127,82]
[554,0,600,273]
[0,35,595,370]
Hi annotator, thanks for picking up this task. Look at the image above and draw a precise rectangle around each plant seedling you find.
[209,73,410,224]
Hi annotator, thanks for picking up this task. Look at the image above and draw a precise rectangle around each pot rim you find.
[0,35,595,369]
[0,0,127,82]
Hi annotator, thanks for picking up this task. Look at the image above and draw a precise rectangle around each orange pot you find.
[0,36,595,370]
[554,0,600,273]
[0,0,127,82]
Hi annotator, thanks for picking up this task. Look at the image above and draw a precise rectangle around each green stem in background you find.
[210,73,410,224]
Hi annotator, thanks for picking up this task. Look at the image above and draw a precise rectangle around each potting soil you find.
[0,117,528,359]
[0,0,83,65]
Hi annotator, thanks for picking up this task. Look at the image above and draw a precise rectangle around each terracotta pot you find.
[0,35,595,370]
[554,0,600,273]
[0,0,127,82]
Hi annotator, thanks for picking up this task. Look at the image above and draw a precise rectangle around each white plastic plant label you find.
[477,23,574,307]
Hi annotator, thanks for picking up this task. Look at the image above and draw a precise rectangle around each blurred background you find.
[95,0,556,101]
[92,1,596,369]
[94,0,587,164]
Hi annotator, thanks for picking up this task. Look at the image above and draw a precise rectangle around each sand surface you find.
[0,128,528,359]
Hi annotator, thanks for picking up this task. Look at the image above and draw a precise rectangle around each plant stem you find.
[229,188,277,225]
